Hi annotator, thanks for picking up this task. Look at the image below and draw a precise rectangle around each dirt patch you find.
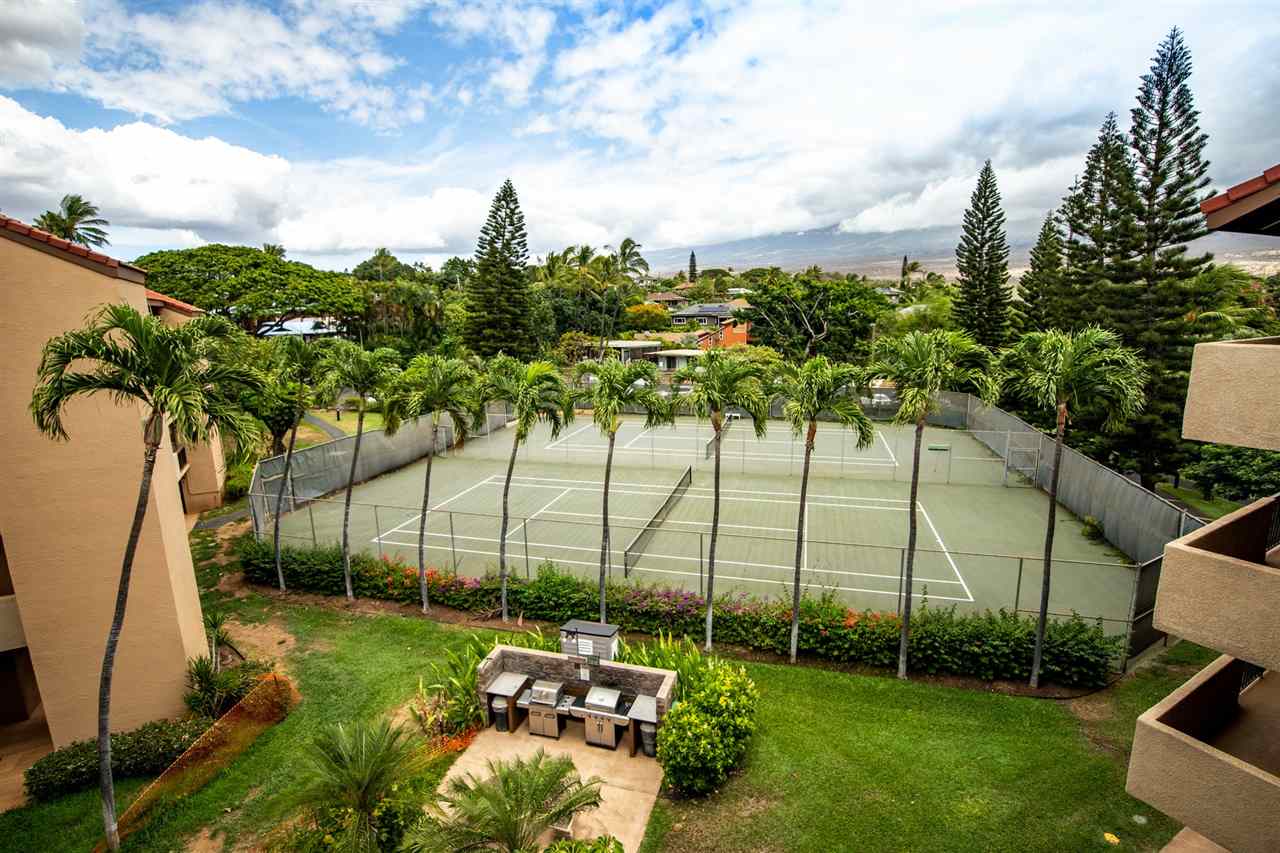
[227,618,296,676]
[217,571,250,598]
[185,828,223,853]
[211,520,252,565]
[1069,693,1115,722]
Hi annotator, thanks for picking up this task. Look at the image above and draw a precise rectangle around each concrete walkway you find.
[442,723,662,852]
[303,412,347,441]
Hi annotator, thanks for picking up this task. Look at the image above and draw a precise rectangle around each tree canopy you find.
[734,269,888,361]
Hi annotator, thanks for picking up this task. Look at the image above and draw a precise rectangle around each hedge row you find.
[238,538,1120,687]
[25,717,212,802]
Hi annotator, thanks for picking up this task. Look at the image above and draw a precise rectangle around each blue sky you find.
[2,0,1278,272]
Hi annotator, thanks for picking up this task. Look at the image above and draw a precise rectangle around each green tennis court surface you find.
[273,416,1134,631]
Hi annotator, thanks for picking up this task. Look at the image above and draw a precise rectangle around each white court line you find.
[504,478,908,512]
[374,474,500,541]
[539,509,796,535]
[877,430,899,466]
[377,532,965,587]
[917,504,974,602]
[544,422,595,449]
[556,443,898,467]
[507,488,572,538]
[622,426,653,449]
[506,473,911,505]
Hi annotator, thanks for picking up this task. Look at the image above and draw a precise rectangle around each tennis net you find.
[703,417,733,459]
[623,465,694,576]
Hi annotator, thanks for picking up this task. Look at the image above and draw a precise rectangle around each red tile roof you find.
[1201,164,1280,214]
[0,213,147,278]
[146,289,202,316]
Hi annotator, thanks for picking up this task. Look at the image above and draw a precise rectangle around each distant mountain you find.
[644,223,1280,279]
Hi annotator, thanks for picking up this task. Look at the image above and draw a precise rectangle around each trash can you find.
[491,697,509,732]
[639,722,657,757]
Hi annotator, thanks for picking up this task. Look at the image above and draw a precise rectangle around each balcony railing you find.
[1126,655,1279,853]
[1156,495,1280,671]
[1182,336,1280,451]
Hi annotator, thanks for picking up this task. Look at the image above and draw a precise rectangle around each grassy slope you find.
[640,644,1217,853]
[309,408,386,435]
[1155,483,1242,521]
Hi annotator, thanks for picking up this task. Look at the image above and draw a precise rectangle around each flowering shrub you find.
[656,660,758,796]
[237,538,1119,686]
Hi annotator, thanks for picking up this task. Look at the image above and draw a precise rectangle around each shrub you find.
[224,461,253,500]
[655,703,738,796]
[184,656,272,719]
[25,717,212,801]
[236,539,1120,687]
[1082,515,1105,541]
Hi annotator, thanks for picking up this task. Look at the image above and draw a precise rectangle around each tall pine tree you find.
[465,179,536,360]
[1015,212,1065,333]
[953,160,1012,349]
[1059,113,1143,331]
[688,251,698,284]
[1117,27,1213,488]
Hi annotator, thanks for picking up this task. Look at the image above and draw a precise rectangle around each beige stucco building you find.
[1125,165,1280,852]
[0,214,223,750]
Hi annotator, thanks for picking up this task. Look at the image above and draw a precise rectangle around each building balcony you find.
[1156,495,1280,671]
[1126,655,1280,853]
[1182,337,1280,450]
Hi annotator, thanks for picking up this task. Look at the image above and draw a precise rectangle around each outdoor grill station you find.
[477,620,674,757]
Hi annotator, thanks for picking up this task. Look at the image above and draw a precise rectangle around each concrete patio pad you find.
[441,723,662,852]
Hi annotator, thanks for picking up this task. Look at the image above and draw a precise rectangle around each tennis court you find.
[270,416,1136,630]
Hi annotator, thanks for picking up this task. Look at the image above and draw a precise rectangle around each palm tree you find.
[34,194,111,247]
[774,356,876,664]
[1000,327,1146,687]
[403,749,604,853]
[261,242,286,258]
[673,350,769,650]
[314,340,402,600]
[480,356,572,621]
[29,304,260,851]
[292,718,429,852]
[573,357,670,622]
[269,336,320,593]
[391,355,480,613]
[866,330,999,679]
[611,237,650,281]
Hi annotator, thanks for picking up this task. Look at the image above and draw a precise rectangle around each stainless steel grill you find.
[574,686,629,748]
[527,680,565,738]
[530,680,564,705]
[585,686,621,713]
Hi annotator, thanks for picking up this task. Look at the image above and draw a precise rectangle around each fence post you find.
[523,520,531,579]
[448,512,458,575]
[307,502,317,547]
[1014,557,1024,613]
[699,533,705,597]
[374,505,383,558]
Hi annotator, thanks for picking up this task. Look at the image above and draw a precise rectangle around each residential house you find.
[650,349,703,372]
[874,285,905,304]
[0,215,217,759]
[644,291,689,310]
[603,340,663,363]
[672,300,752,349]
[1124,164,1280,853]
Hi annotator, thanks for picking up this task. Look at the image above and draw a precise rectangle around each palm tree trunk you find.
[789,420,816,664]
[599,430,616,622]
[705,412,723,651]
[1030,401,1068,688]
[99,421,162,851]
[272,416,300,592]
[499,432,520,622]
[341,406,366,600]
[417,420,439,613]
[897,416,925,680]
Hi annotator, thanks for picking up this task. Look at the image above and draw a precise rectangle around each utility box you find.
[560,620,620,662]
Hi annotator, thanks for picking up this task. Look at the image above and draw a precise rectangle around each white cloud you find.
[0,0,83,86]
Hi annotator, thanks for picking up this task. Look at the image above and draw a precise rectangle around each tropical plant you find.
[262,242,287,258]
[673,350,769,650]
[479,356,573,621]
[203,609,230,671]
[314,340,403,599]
[402,749,604,853]
[573,357,670,622]
[390,355,480,612]
[183,656,269,718]
[1000,327,1146,687]
[29,304,260,849]
[773,356,875,663]
[33,193,111,247]
[290,718,429,852]
[866,330,999,679]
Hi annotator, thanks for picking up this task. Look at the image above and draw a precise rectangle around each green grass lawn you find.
[309,407,387,435]
[1156,483,1243,521]
[0,528,1205,852]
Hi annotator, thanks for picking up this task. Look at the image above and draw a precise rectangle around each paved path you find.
[443,724,661,852]
[303,412,347,440]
